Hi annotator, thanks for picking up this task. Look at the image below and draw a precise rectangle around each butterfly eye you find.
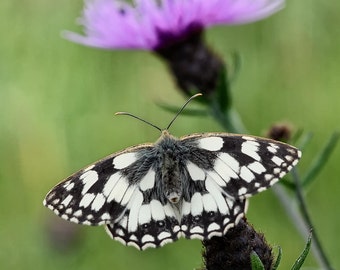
[142,224,149,229]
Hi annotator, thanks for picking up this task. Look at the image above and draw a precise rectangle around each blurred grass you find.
[0,0,339,269]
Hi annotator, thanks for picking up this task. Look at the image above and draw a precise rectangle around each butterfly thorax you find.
[156,130,188,204]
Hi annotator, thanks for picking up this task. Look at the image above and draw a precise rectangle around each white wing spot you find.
[65,208,73,214]
[223,217,230,225]
[141,234,155,243]
[273,168,281,174]
[270,178,279,186]
[257,187,267,193]
[181,225,188,231]
[107,175,130,203]
[241,141,261,161]
[150,199,165,220]
[285,155,293,161]
[158,231,172,240]
[267,146,277,154]
[265,174,273,181]
[197,137,224,151]
[181,200,191,215]
[120,185,136,206]
[114,236,126,245]
[64,182,75,191]
[248,161,266,174]
[213,157,238,180]
[207,222,220,232]
[173,225,181,233]
[292,159,299,166]
[202,195,218,214]
[238,187,248,196]
[52,198,60,205]
[240,166,255,183]
[204,178,227,214]
[73,209,82,217]
[113,152,138,169]
[79,193,95,208]
[129,234,138,241]
[138,204,152,225]
[190,226,204,234]
[218,153,240,173]
[80,170,98,195]
[91,193,106,211]
[127,190,144,232]
[101,212,111,220]
[103,172,121,198]
[272,156,284,166]
[61,195,73,207]
[190,193,203,216]
[70,217,79,223]
[186,161,206,181]
[141,242,156,250]
[207,171,227,186]
[139,169,156,191]
[119,216,128,228]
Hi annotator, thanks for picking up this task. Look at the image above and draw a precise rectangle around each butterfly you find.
[43,94,301,250]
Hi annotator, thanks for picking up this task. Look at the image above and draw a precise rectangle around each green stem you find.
[291,169,334,270]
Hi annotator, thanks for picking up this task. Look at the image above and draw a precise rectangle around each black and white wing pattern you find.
[44,131,301,250]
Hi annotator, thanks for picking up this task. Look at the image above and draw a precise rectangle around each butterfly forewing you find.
[181,133,301,198]
[44,144,154,226]
[44,131,301,250]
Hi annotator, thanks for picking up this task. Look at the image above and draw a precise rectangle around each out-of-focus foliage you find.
[0,0,339,269]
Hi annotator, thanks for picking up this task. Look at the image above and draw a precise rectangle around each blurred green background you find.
[1,0,339,269]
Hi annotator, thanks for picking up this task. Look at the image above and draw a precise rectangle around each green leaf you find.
[272,246,282,270]
[250,251,265,270]
[227,51,242,84]
[302,132,340,188]
[291,231,312,270]
[211,65,230,113]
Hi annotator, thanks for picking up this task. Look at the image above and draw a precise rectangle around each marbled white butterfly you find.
[43,94,301,250]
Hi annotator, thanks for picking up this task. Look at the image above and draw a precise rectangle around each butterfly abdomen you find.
[157,132,189,204]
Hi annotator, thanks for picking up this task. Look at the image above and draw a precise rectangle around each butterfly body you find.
[44,130,301,250]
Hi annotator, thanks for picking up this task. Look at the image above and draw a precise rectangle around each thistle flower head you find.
[64,0,285,50]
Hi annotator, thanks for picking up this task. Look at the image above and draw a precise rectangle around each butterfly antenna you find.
[166,93,202,130]
[115,112,162,132]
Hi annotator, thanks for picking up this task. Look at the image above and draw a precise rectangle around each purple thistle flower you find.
[64,0,285,51]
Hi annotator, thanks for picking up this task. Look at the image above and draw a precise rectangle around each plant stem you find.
[291,169,334,270]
